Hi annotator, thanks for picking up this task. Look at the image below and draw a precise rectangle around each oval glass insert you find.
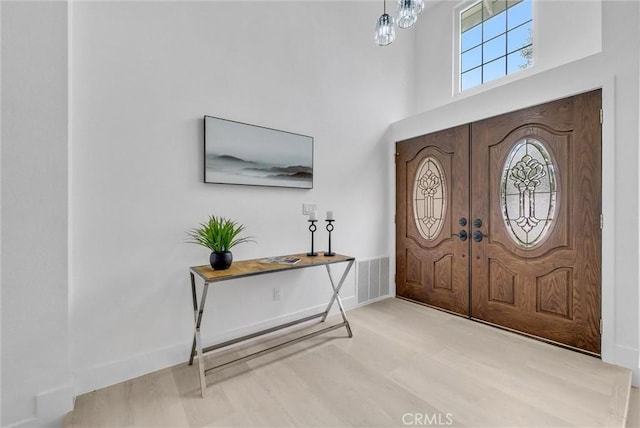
[500,138,557,248]
[413,156,447,240]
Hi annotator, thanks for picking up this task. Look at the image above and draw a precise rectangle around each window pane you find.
[462,25,482,52]
[483,10,506,41]
[461,67,482,91]
[486,0,508,18]
[461,45,482,72]
[459,0,533,92]
[506,0,524,10]
[508,0,532,30]
[461,2,483,33]
[507,49,531,73]
[484,34,506,62]
[507,21,532,52]
[483,57,506,83]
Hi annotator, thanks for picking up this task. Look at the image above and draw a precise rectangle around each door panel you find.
[395,90,602,355]
[396,125,470,315]
[470,90,602,354]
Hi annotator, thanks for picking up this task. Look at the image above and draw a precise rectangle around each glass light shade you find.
[413,0,425,15]
[374,13,396,46]
[397,0,417,28]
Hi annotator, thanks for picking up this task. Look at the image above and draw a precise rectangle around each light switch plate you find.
[302,203,317,215]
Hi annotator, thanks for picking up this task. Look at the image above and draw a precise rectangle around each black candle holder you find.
[307,220,318,256]
[324,219,335,257]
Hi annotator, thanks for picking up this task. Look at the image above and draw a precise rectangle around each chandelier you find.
[374,0,425,46]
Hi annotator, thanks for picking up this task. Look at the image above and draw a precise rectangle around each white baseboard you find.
[613,344,640,386]
[74,340,189,397]
[355,293,393,308]
[74,296,356,397]
[6,383,75,428]
[7,417,40,428]
[37,383,75,420]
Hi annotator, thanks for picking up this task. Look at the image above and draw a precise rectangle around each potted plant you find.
[187,215,255,270]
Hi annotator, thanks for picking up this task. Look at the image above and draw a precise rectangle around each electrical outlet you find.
[302,203,317,215]
[273,288,281,301]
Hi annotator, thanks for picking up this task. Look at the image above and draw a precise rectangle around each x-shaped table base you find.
[188,254,355,397]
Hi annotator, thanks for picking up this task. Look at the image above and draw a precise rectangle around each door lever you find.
[453,230,468,241]
[473,231,488,242]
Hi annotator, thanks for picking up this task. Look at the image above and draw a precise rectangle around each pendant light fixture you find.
[397,0,418,28]
[413,0,425,16]
[374,0,425,46]
[374,0,396,46]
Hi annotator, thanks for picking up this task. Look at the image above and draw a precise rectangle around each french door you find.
[396,90,602,355]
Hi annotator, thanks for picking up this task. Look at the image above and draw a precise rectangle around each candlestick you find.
[326,210,334,221]
[324,219,335,257]
[307,220,318,256]
[309,211,317,221]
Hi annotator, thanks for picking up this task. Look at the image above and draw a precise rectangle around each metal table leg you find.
[321,259,354,337]
[189,273,198,365]
[188,273,210,398]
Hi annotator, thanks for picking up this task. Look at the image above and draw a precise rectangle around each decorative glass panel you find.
[413,157,447,240]
[500,138,557,247]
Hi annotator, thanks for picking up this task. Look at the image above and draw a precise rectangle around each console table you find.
[188,253,355,397]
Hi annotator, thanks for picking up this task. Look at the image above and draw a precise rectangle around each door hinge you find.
[600,318,603,335]
[600,214,603,230]
[600,109,603,124]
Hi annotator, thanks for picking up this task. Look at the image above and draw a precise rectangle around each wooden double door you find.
[396,90,602,355]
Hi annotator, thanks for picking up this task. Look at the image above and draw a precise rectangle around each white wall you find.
[414,0,602,113]
[69,1,413,396]
[391,0,640,384]
[1,1,74,426]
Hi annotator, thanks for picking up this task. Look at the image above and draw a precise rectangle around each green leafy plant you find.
[187,215,255,253]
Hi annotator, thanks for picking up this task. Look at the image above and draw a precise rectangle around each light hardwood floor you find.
[65,298,635,427]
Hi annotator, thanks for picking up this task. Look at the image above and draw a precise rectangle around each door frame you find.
[390,80,616,363]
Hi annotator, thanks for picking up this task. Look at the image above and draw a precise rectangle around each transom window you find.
[460,0,533,91]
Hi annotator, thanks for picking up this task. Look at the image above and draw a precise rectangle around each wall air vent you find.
[357,257,390,304]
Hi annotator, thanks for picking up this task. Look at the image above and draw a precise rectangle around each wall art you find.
[204,116,313,189]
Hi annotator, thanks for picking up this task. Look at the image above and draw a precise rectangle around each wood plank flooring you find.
[65,298,634,427]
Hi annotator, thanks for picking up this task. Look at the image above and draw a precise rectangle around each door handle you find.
[453,230,468,241]
[473,218,483,228]
[459,217,468,227]
[473,231,488,242]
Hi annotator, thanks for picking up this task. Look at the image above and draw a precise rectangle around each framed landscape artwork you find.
[204,116,313,189]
